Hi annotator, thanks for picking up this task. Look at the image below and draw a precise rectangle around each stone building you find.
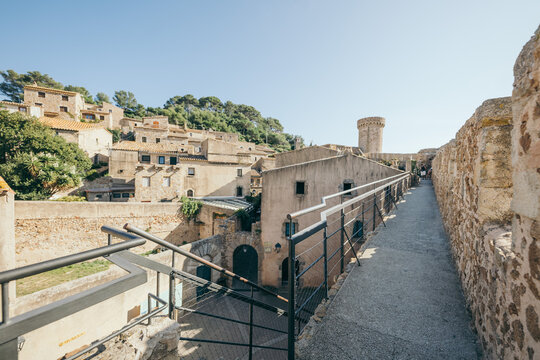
[357,116,385,154]
[131,116,274,163]
[109,138,254,202]
[40,117,112,161]
[0,100,43,117]
[22,85,124,127]
[259,147,402,288]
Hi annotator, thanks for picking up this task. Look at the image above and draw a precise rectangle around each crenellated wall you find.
[432,25,540,359]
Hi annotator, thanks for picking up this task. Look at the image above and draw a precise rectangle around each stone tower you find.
[357,116,385,154]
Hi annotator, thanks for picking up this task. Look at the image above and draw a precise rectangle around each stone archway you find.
[232,245,258,290]
[182,236,222,283]
[222,232,264,288]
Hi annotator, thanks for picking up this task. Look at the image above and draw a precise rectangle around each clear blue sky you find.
[2,1,539,153]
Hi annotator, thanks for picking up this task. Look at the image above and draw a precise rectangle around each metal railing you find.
[123,224,289,360]
[0,173,410,360]
[0,227,150,359]
[286,172,411,359]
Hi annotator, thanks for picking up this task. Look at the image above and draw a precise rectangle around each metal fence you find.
[124,225,289,360]
[0,173,409,360]
[285,173,411,358]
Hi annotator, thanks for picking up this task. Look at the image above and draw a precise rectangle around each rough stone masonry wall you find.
[432,25,540,359]
[14,201,232,266]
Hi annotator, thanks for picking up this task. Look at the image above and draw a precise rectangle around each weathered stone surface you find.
[87,317,182,360]
[14,201,233,266]
[431,24,540,360]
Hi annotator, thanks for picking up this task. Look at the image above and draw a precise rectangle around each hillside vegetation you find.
[1,70,302,152]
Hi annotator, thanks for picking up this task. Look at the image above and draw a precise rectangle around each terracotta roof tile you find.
[40,117,102,132]
[24,85,78,96]
[0,101,28,107]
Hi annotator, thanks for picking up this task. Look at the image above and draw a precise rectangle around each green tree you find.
[108,128,122,143]
[0,111,91,199]
[95,92,111,104]
[64,85,94,104]
[114,90,145,118]
[0,70,64,102]
[113,90,138,110]
[199,96,223,112]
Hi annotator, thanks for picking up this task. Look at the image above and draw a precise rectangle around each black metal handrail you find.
[122,223,289,304]
[65,293,168,360]
[0,237,144,285]
[114,236,288,360]
[286,173,411,359]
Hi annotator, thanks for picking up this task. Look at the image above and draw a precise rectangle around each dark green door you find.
[196,265,211,299]
[232,245,258,290]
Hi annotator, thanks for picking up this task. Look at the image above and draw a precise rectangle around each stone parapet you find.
[431,24,540,359]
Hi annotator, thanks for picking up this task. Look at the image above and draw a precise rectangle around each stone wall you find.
[14,201,234,266]
[13,233,226,360]
[432,25,540,358]
[432,96,516,358]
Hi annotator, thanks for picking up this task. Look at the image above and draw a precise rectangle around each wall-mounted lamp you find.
[274,242,282,253]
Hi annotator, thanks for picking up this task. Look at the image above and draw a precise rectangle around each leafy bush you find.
[180,196,202,220]
[85,169,101,181]
[107,128,122,143]
[0,111,92,200]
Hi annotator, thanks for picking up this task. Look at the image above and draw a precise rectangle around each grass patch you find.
[16,259,111,297]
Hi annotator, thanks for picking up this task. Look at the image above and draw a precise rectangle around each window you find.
[158,156,165,164]
[60,106,68,112]
[141,155,151,163]
[100,115,104,120]
[142,137,147,143]
[237,169,242,177]
[142,177,151,187]
[187,189,194,197]
[156,138,161,143]
[163,177,171,187]
[296,181,305,195]
[18,107,26,112]
[85,114,95,120]
[38,92,45,98]
[236,186,243,197]
[118,169,124,174]
[95,194,102,199]
[113,193,121,199]
[109,109,113,113]
[343,182,353,195]
[122,193,130,198]
[285,222,297,237]
[170,157,177,165]
[188,167,195,176]
[35,103,42,106]
[353,221,364,239]
[62,95,69,101]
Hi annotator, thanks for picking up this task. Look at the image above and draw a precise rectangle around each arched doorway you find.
[196,265,211,299]
[232,245,258,290]
[281,257,300,286]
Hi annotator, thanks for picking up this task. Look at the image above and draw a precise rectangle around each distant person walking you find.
[420,166,426,180]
